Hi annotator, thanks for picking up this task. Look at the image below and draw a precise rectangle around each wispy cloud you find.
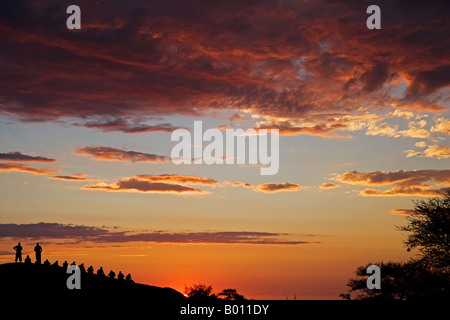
[82,178,208,194]
[0,222,318,245]
[0,163,58,175]
[75,146,170,163]
[136,174,218,186]
[50,174,99,181]
[319,183,340,189]
[0,152,56,163]
[391,209,417,216]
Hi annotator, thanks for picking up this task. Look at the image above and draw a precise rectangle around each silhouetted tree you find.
[345,261,448,300]
[218,288,245,300]
[184,283,217,301]
[343,192,450,300]
[397,190,450,273]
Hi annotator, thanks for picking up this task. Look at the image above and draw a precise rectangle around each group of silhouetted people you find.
[13,242,42,264]
[13,242,133,282]
[88,265,133,282]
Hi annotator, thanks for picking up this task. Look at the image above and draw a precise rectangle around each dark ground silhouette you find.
[0,261,186,315]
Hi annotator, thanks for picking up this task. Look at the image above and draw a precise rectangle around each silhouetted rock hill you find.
[0,263,185,306]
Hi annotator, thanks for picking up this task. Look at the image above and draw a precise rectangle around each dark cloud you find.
[360,62,390,92]
[0,0,448,133]
[405,65,450,99]
[0,222,110,239]
[0,222,318,245]
[80,118,181,134]
[0,152,56,163]
[50,174,91,181]
[82,177,208,194]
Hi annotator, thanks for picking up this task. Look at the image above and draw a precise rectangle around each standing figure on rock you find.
[13,242,22,263]
[34,242,42,264]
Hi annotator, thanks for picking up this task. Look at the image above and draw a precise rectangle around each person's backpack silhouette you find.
[13,242,23,263]
[34,243,42,264]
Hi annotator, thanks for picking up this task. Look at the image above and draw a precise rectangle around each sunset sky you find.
[0,0,449,299]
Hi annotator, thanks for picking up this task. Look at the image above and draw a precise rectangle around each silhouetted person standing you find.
[34,243,42,264]
[118,271,124,280]
[63,261,68,270]
[13,243,22,263]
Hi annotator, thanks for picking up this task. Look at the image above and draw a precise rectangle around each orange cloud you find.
[336,169,450,197]
[0,163,58,175]
[257,182,301,193]
[230,181,253,188]
[405,145,450,159]
[319,183,340,189]
[136,174,218,186]
[0,152,56,163]
[335,169,450,186]
[391,209,416,216]
[75,146,170,163]
[431,117,450,135]
[257,121,351,138]
[361,186,448,197]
